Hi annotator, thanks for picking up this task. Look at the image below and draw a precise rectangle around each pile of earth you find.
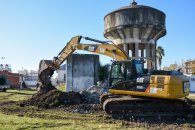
[21,88,101,109]
[21,89,81,108]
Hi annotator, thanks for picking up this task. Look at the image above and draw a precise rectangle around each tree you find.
[99,64,110,81]
[0,76,6,85]
[156,46,165,70]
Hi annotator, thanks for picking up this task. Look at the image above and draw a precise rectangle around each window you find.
[135,63,144,74]
[110,62,132,86]
[111,64,122,78]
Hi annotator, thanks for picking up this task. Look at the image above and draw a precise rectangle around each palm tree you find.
[156,46,165,70]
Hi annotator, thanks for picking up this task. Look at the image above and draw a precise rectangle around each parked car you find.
[0,76,9,92]
[0,85,9,92]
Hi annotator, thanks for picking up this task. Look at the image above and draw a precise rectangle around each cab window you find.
[110,62,132,86]
[135,62,144,74]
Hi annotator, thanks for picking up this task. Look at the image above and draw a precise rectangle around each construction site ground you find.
[0,88,195,130]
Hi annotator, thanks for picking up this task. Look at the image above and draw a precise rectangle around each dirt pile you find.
[21,87,103,109]
[21,89,84,108]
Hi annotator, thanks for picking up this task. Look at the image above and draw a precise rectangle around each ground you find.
[0,88,195,130]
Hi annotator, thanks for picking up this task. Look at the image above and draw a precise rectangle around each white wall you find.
[190,76,195,92]
[25,80,37,87]
[66,54,99,92]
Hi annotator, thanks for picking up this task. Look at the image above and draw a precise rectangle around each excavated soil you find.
[21,89,84,108]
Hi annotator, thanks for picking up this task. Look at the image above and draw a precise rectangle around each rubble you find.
[80,81,108,104]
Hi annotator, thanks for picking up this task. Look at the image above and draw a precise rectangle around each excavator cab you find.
[109,60,145,87]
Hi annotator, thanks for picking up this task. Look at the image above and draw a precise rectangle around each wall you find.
[184,60,195,75]
[18,70,38,87]
[66,54,99,92]
[190,76,195,92]
[25,80,37,87]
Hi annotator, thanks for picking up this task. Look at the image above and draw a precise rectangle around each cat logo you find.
[88,46,95,52]
[100,48,105,53]
[137,78,144,83]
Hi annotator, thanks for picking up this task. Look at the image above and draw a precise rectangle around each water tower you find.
[104,0,166,69]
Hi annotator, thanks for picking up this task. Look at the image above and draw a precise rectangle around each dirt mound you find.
[21,89,84,108]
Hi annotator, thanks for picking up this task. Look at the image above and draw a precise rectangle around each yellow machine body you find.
[109,75,190,99]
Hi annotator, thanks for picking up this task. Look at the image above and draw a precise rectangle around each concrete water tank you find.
[104,1,166,69]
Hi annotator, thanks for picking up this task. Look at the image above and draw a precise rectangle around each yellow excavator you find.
[38,36,194,119]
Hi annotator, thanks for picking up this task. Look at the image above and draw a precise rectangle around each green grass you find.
[0,89,37,102]
[56,84,66,92]
[0,112,69,130]
[0,112,132,130]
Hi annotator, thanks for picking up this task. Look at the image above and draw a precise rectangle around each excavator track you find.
[101,94,195,120]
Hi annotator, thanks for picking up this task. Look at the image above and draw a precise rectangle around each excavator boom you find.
[54,36,128,68]
[53,36,82,69]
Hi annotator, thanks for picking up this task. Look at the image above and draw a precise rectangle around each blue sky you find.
[0,0,195,71]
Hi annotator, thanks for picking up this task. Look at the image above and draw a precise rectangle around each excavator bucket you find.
[37,36,82,90]
[37,60,54,90]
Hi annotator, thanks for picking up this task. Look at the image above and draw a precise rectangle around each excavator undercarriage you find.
[101,94,195,120]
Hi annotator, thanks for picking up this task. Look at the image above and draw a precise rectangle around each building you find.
[0,64,11,72]
[184,60,195,75]
[0,64,22,88]
[18,70,38,87]
[0,70,22,88]
[190,76,195,92]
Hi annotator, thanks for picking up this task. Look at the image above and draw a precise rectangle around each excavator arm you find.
[53,36,128,68]
[76,43,128,61]
[37,35,129,90]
